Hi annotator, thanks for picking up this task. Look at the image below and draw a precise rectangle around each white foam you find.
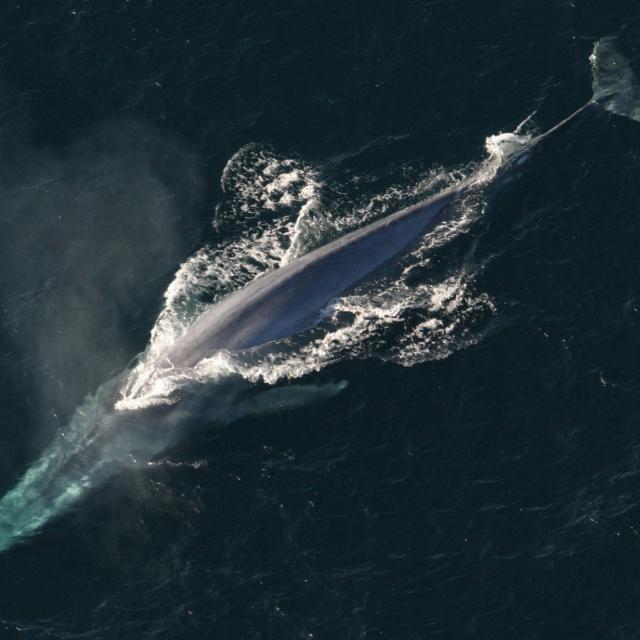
[117,129,530,408]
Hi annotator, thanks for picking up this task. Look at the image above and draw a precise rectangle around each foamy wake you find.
[117,131,529,410]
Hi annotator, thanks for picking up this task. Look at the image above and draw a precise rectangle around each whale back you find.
[165,182,468,367]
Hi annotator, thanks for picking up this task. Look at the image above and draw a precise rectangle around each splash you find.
[117,130,527,407]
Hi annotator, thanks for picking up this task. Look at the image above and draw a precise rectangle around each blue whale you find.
[0,36,637,554]
[165,36,639,367]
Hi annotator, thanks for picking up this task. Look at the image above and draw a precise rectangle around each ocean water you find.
[1,2,640,638]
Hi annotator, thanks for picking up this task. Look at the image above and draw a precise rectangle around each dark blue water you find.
[2,2,640,638]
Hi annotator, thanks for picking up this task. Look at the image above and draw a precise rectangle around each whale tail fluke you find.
[590,36,640,122]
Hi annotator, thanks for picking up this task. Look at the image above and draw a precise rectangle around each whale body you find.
[164,180,474,367]
[0,37,638,554]
[165,36,640,368]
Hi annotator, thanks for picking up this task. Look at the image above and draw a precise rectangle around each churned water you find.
[1,2,640,639]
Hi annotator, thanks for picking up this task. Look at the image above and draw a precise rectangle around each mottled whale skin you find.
[165,178,475,367]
